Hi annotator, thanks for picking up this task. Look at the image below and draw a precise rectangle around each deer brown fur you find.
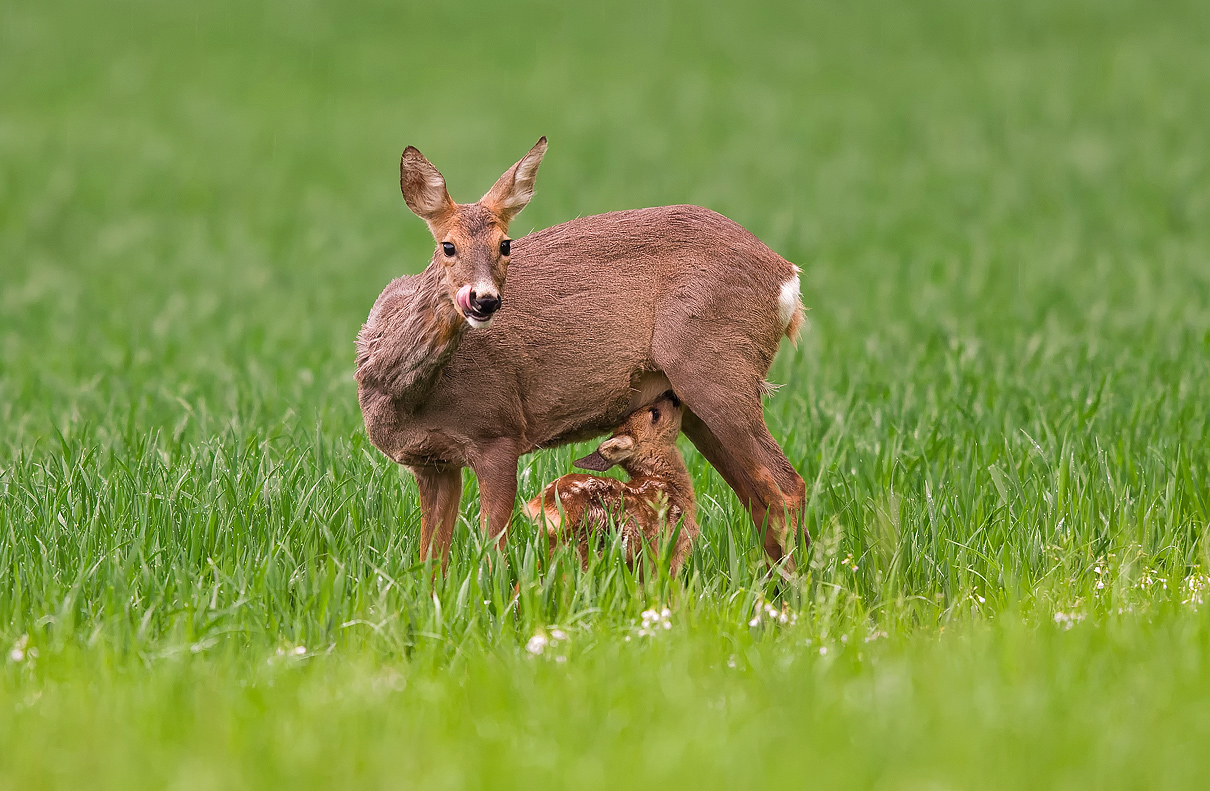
[355,138,807,570]
[522,394,697,575]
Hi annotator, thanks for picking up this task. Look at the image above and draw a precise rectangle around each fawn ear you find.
[400,146,455,229]
[573,450,613,471]
[481,136,547,225]
[575,435,634,471]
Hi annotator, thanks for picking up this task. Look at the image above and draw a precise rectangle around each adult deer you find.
[356,138,807,569]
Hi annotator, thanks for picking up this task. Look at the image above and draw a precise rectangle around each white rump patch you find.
[777,276,801,329]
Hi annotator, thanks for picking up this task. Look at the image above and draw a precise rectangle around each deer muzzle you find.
[455,284,502,328]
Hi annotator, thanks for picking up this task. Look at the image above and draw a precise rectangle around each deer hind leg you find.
[671,377,807,569]
[412,465,463,568]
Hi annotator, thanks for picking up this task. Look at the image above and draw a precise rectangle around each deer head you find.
[399,137,547,328]
[574,393,684,472]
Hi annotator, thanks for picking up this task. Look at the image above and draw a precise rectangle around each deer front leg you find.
[471,440,521,550]
[412,465,463,567]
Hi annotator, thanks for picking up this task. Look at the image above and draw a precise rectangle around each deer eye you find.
[442,242,456,257]
[650,407,661,423]
[499,239,511,257]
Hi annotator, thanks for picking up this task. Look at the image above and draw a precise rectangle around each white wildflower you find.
[9,635,29,663]
[1053,612,1085,630]
[638,606,672,636]
[550,629,568,642]
[525,634,548,655]
[750,596,797,628]
[293,645,307,656]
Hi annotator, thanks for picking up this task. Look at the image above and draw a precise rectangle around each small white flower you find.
[727,655,737,668]
[660,608,671,619]
[550,629,568,642]
[10,634,30,663]
[293,646,307,656]
[662,620,672,630]
[977,595,986,604]
[749,616,761,627]
[525,634,548,655]
[1095,580,1105,590]
[819,646,828,656]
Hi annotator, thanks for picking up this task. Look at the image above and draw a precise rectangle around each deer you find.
[522,393,698,575]
[355,137,807,572]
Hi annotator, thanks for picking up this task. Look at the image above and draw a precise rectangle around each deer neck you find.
[355,263,468,413]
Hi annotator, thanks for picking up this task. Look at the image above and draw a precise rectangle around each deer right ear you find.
[573,450,613,472]
[400,146,455,228]
[481,136,547,225]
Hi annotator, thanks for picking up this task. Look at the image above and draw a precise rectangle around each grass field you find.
[3,0,1210,787]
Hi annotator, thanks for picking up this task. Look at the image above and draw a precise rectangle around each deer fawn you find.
[355,138,806,570]
[522,393,697,575]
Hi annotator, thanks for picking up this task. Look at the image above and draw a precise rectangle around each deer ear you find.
[400,146,455,228]
[481,136,547,225]
[574,435,634,470]
[573,450,613,471]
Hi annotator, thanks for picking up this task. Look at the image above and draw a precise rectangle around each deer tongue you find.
[455,284,474,315]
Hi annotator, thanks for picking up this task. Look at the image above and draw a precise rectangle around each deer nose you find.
[469,290,501,316]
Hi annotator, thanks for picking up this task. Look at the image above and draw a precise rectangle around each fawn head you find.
[574,393,683,472]
[399,137,548,328]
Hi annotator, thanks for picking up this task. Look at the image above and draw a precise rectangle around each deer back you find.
[360,204,799,468]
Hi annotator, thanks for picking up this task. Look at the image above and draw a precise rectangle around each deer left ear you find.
[481,136,547,225]
[573,434,634,471]
[400,146,455,230]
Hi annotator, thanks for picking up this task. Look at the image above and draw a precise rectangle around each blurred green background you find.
[5,0,1207,445]
[3,1,1210,788]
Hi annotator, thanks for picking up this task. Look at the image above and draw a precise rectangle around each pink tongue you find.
[455,285,473,314]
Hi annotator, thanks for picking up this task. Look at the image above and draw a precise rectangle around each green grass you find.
[3,0,1210,787]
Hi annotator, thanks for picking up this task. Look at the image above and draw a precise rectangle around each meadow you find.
[2,0,1210,787]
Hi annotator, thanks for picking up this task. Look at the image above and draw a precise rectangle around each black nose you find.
[469,291,501,316]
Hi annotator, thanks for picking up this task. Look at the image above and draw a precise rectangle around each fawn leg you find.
[413,465,463,567]
[472,440,520,550]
